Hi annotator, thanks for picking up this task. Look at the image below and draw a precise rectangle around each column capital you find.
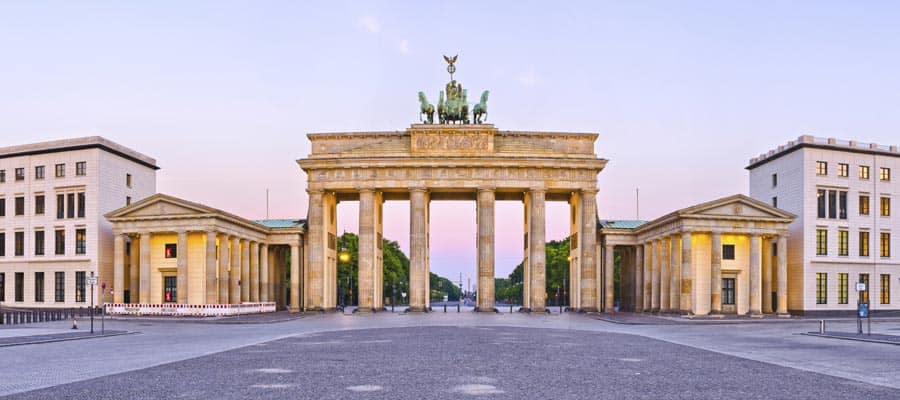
[307,188,325,195]
[357,187,375,194]
[529,187,546,194]
[581,188,598,195]
[477,186,496,193]
[409,186,428,193]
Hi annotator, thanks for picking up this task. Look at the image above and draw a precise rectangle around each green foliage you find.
[430,273,461,301]
[495,237,572,305]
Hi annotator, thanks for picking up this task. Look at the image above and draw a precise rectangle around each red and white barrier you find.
[105,302,276,317]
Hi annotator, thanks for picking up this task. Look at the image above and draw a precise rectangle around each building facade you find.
[0,137,157,308]
[748,135,899,314]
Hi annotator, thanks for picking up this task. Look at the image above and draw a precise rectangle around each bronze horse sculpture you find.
[418,91,435,124]
[473,90,489,124]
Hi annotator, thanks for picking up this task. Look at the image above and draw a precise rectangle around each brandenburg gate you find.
[297,56,607,312]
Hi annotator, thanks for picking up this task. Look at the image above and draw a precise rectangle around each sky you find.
[2,1,900,282]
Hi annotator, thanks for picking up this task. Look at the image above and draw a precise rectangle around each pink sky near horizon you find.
[2,2,899,280]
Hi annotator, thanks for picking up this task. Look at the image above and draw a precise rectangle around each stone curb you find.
[0,331,135,348]
[801,332,900,346]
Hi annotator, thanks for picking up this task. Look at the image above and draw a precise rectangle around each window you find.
[55,229,65,255]
[881,274,891,304]
[859,274,870,304]
[816,273,827,304]
[722,244,736,260]
[164,276,177,303]
[881,167,891,181]
[816,161,827,175]
[35,165,45,180]
[0,198,4,217]
[126,173,132,188]
[772,197,778,208]
[14,196,24,216]
[75,271,86,302]
[76,161,86,176]
[126,196,132,206]
[838,191,847,219]
[14,231,24,256]
[817,190,826,218]
[771,173,778,187]
[722,278,735,305]
[55,272,65,302]
[164,243,177,258]
[34,272,44,302]
[838,163,849,177]
[828,190,837,219]
[0,169,5,183]
[838,273,849,304]
[34,230,44,256]
[15,272,24,302]
[55,163,65,178]
[0,232,4,256]
[56,194,64,219]
[816,229,827,255]
[881,232,891,258]
[35,195,44,215]
[76,229,86,255]
[838,230,848,256]
[15,168,24,181]
[881,197,891,217]
[77,192,85,218]
[860,195,870,215]
[67,193,75,218]
[860,165,870,180]
[860,231,870,257]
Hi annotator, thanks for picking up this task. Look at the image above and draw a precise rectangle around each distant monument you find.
[418,55,489,125]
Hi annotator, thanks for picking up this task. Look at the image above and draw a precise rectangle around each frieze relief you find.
[410,130,494,154]
[311,166,595,184]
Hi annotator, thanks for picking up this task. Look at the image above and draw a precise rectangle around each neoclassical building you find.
[599,195,795,316]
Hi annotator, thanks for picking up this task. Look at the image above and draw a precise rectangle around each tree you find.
[495,237,571,305]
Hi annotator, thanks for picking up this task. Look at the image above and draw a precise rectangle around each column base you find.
[355,307,379,314]
[650,308,660,313]
[474,307,499,313]
[749,312,765,319]
[576,307,599,313]
[776,312,791,318]
[404,306,429,313]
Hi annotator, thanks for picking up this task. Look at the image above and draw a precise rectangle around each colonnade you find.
[112,230,298,307]
[305,187,600,313]
[621,231,788,316]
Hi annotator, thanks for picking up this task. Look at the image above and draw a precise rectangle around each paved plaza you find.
[1,313,899,399]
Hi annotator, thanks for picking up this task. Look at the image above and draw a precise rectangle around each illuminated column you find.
[260,244,269,302]
[650,239,660,312]
[291,243,300,312]
[749,234,762,315]
[358,189,376,312]
[659,237,670,312]
[113,234,125,304]
[529,189,546,312]
[240,239,250,302]
[602,244,613,311]
[710,231,722,314]
[139,232,151,303]
[230,236,241,304]
[642,243,651,311]
[634,245,644,311]
[476,188,496,312]
[176,230,188,304]
[579,189,598,312]
[306,189,325,309]
[762,236,773,314]
[776,235,788,315]
[218,234,230,304]
[129,235,140,303]
[250,241,260,302]
[681,231,693,313]
[409,188,428,312]
[669,234,681,311]
[205,230,218,304]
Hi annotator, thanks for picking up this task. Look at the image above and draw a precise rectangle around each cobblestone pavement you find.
[1,312,899,397]
[0,330,129,347]
[5,326,900,400]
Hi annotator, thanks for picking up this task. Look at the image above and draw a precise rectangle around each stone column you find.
[710,231,722,314]
[681,232,693,313]
[129,236,140,303]
[290,243,300,312]
[409,188,428,312]
[205,230,218,304]
[650,240,659,312]
[643,243,651,311]
[776,235,788,315]
[762,237,773,314]
[305,189,325,309]
[250,241,260,302]
[240,239,250,302]
[476,187,496,312]
[113,234,125,304]
[579,189,599,312]
[659,238,670,312]
[176,230,188,304]
[669,234,681,312]
[604,244,614,312]
[749,234,762,315]
[260,244,269,302]
[218,234,230,304]
[358,189,376,312]
[230,237,241,304]
[529,189,546,312]
[139,232,151,303]
[522,193,531,310]
[634,245,644,311]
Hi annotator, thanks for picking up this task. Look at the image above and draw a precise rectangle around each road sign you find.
[858,302,869,318]
[856,282,866,292]
[87,276,98,286]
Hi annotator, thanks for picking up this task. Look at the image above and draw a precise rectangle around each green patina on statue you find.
[417,55,489,125]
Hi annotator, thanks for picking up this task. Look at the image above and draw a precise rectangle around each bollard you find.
[819,320,825,334]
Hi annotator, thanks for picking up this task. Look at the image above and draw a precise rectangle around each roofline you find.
[0,137,159,170]
[746,142,900,170]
